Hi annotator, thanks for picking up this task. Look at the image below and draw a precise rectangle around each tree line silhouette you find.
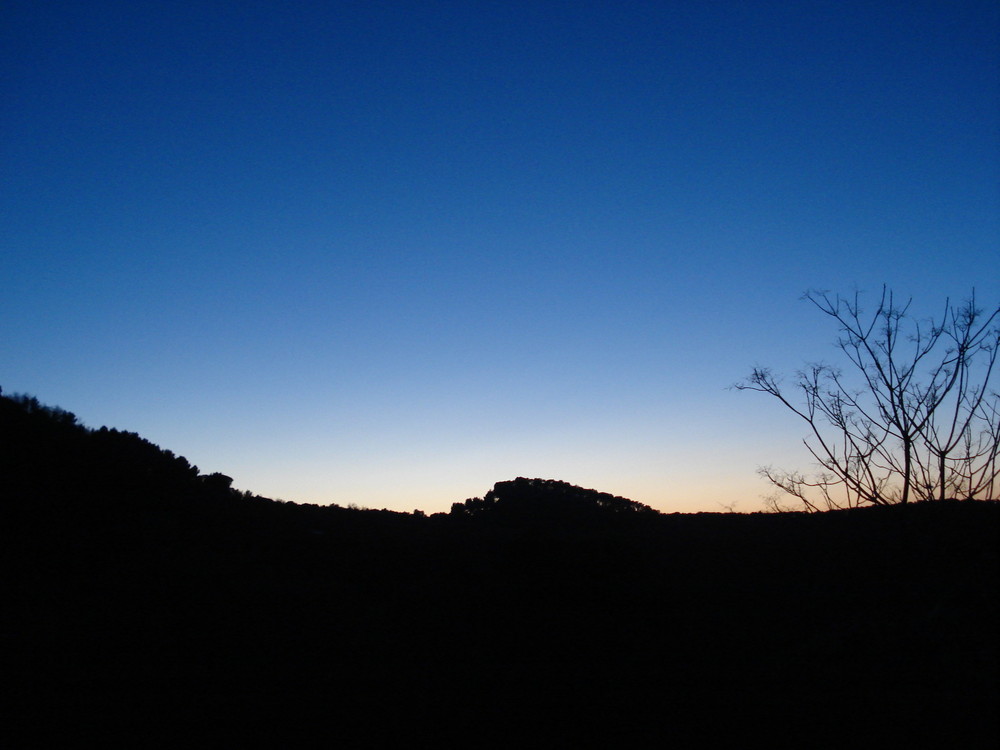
[2,389,997,743]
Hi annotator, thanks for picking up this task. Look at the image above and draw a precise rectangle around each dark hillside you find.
[449,476,658,529]
[2,392,997,742]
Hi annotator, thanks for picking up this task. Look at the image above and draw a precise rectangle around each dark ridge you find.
[3,390,997,742]
[449,477,657,527]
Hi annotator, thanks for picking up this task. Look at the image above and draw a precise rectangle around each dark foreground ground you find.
[3,393,998,744]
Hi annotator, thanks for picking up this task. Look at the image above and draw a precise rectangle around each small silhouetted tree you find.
[736,287,1000,510]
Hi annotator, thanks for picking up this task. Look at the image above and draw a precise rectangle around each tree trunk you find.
[901,437,912,505]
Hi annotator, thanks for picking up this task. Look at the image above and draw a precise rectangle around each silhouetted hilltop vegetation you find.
[4,391,235,507]
[3,390,998,742]
[450,477,657,527]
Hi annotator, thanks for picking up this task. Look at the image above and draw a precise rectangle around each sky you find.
[3,1,998,513]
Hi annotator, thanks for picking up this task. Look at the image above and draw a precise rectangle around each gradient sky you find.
[3,1,998,513]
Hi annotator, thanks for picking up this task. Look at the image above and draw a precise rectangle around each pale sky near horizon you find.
[3,1,998,513]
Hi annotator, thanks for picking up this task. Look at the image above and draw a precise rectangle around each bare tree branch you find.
[736,286,1000,511]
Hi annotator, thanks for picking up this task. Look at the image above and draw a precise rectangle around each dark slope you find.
[3,392,998,741]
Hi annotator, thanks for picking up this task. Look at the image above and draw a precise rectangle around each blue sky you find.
[3,1,998,512]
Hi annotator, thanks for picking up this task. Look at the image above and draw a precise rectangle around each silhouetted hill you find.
[3,391,998,743]
[450,477,657,528]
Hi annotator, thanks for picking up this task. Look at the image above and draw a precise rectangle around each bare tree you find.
[736,287,1000,511]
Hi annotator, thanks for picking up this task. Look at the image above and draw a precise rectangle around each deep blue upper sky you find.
[3,1,998,511]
